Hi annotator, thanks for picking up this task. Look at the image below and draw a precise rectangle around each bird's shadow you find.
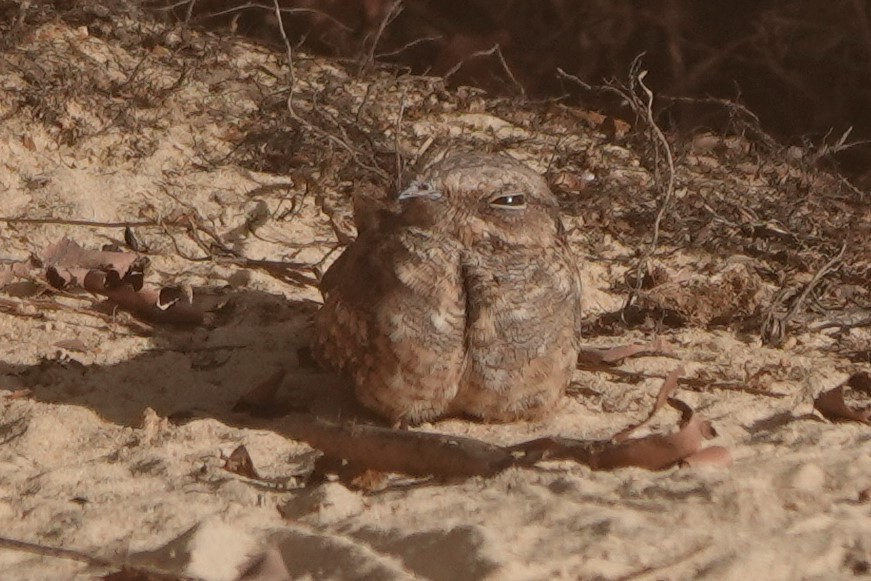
[0,285,374,440]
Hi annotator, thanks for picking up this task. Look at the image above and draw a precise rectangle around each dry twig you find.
[762,242,848,345]
[558,57,677,314]
[0,536,193,580]
[444,44,526,97]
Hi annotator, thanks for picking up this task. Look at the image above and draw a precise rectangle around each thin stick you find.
[269,0,387,179]
[762,242,848,344]
[557,60,678,313]
[156,0,352,32]
[363,0,404,70]
[0,217,158,228]
[0,536,113,568]
[0,536,195,579]
[636,66,677,260]
[394,87,408,191]
[272,0,295,110]
[444,44,526,96]
[813,314,871,333]
[376,35,442,60]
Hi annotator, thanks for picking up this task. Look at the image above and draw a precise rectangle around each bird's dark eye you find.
[489,194,526,208]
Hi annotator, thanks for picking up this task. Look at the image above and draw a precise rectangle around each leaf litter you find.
[2,237,210,326]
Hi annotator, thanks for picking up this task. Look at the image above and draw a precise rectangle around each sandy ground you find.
[0,13,869,581]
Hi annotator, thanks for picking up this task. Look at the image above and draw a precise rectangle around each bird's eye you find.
[489,194,526,208]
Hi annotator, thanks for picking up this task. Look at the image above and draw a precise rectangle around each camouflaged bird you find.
[312,152,582,424]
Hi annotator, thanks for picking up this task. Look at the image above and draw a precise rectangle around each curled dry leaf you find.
[510,394,722,472]
[123,226,148,252]
[232,368,288,418]
[43,237,142,285]
[221,444,298,491]
[680,446,733,468]
[848,372,871,395]
[40,238,204,325]
[85,272,203,326]
[814,374,871,424]
[222,445,261,480]
[53,338,89,352]
[601,416,711,470]
[586,411,715,471]
[613,366,684,442]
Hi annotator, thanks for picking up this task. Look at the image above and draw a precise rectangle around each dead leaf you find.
[84,273,204,326]
[37,239,206,325]
[507,408,718,472]
[123,227,148,252]
[233,368,286,416]
[43,237,142,284]
[0,260,36,290]
[237,548,292,581]
[848,372,871,396]
[222,445,260,479]
[118,287,202,325]
[680,446,733,468]
[595,412,714,470]
[613,366,684,442]
[813,385,870,424]
[54,339,89,352]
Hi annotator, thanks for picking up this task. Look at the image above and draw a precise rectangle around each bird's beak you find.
[397,181,443,201]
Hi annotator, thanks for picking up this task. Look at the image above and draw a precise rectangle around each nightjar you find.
[312,152,582,424]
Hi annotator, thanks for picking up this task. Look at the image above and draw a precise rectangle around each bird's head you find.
[398,152,561,247]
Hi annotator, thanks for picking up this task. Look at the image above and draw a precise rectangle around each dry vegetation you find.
[162,0,871,182]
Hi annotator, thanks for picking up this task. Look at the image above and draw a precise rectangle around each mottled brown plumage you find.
[312,152,582,424]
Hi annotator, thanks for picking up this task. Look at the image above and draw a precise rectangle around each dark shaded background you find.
[172,0,871,181]
[162,0,871,179]
[4,0,870,181]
